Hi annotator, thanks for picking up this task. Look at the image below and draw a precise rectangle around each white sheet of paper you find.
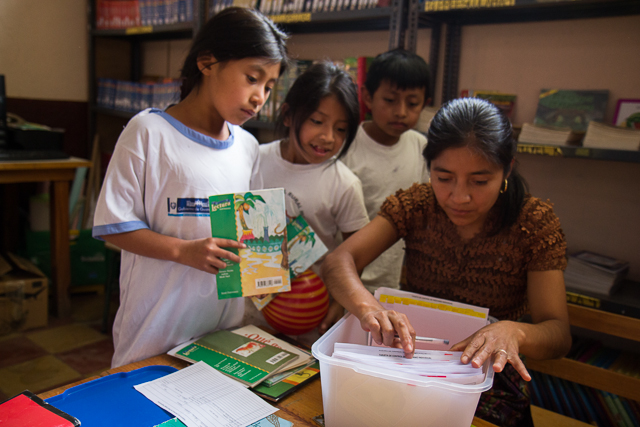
[134,361,277,427]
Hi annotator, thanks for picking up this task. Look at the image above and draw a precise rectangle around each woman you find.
[320,97,571,426]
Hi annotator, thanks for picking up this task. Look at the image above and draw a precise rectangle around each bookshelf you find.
[87,0,206,159]
[527,304,640,402]
[414,1,640,422]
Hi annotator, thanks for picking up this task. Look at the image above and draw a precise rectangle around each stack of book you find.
[582,121,640,151]
[564,251,629,296]
[517,122,584,146]
[168,324,319,400]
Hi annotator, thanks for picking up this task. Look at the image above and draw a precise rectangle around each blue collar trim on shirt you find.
[150,108,235,149]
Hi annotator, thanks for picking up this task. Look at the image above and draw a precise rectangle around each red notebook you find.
[0,391,80,427]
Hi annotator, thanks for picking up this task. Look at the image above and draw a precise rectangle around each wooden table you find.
[39,354,497,427]
[0,157,91,318]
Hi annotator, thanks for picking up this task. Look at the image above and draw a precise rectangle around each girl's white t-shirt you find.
[93,108,261,368]
[258,140,369,251]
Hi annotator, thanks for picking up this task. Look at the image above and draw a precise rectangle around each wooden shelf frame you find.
[527,303,640,402]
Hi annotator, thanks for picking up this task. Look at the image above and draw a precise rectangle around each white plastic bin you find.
[311,314,494,427]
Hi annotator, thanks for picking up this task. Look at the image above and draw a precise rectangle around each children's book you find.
[286,215,328,279]
[209,188,290,300]
[533,89,609,132]
[462,90,517,119]
[251,214,328,311]
[231,324,314,371]
[252,361,320,402]
[168,330,299,388]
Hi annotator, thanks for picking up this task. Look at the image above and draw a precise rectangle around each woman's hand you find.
[318,300,346,335]
[450,320,531,381]
[176,237,246,274]
[360,308,416,359]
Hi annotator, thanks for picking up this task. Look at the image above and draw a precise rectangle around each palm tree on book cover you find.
[234,192,265,242]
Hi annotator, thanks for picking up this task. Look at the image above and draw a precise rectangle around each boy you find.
[341,49,431,294]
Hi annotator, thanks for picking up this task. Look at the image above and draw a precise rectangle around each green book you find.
[209,188,290,300]
[252,361,320,402]
[169,330,299,388]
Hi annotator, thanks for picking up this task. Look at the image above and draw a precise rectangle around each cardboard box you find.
[0,252,48,333]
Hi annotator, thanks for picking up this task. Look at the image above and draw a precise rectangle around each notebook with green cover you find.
[169,330,299,388]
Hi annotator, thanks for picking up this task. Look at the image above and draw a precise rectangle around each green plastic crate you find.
[23,229,106,287]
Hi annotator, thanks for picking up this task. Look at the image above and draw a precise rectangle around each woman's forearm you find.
[517,318,572,360]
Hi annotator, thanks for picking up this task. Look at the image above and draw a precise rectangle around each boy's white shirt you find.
[341,123,429,292]
[258,140,369,252]
[93,108,261,368]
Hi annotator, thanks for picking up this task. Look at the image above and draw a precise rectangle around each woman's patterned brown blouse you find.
[379,183,567,321]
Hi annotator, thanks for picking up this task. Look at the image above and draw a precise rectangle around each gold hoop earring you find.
[428,177,431,185]
[500,179,508,194]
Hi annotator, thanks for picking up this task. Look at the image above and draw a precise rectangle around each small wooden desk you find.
[39,354,497,427]
[0,157,92,318]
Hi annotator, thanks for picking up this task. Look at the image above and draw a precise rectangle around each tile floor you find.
[0,291,115,401]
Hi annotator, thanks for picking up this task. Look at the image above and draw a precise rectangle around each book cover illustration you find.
[251,215,328,311]
[533,89,609,132]
[209,188,290,300]
[286,215,328,279]
[613,99,640,129]
[171,330,299,388]
[463,90,517,119]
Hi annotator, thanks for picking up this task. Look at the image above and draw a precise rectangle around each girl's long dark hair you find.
[424,97,528,233]
[275,61,359,160]
[179,7,288,100]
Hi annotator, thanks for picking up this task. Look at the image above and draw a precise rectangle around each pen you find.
[394,334,450,345]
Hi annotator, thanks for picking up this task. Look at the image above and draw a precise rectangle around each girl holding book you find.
[254,62,370,338]
[321,97,572,426]
[92,7,288,368]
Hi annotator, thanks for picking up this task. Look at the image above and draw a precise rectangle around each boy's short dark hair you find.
[364,49,431,102]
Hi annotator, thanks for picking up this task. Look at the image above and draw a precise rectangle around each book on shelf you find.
[533,89,609,132]
[517,122,584,146]
[344,56,374,122]
[258,59,312,123]
[414,106,438,134]
[461,90,517,119]
[614,99,640,129]
[252,361,320,402]
[566,279,640,320]
[563,250,629,296]
[582,120,640,151]
[168,329,299,388]
[209,188,290,300]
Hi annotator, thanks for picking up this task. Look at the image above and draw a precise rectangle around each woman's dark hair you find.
[424,97,528,233]
[179,7,288,100]
[365,49,431,102]
[275,61,359,160]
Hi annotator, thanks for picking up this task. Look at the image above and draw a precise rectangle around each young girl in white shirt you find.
[256,62,370,336]
[92,8,288,368]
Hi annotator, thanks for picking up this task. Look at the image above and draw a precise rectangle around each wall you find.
[0,0,89,157]
[0,0,88,101]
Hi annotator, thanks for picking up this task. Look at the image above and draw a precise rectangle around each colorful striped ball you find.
[262,270,329,335]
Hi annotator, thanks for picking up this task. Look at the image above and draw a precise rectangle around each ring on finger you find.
[495,349,508,358]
